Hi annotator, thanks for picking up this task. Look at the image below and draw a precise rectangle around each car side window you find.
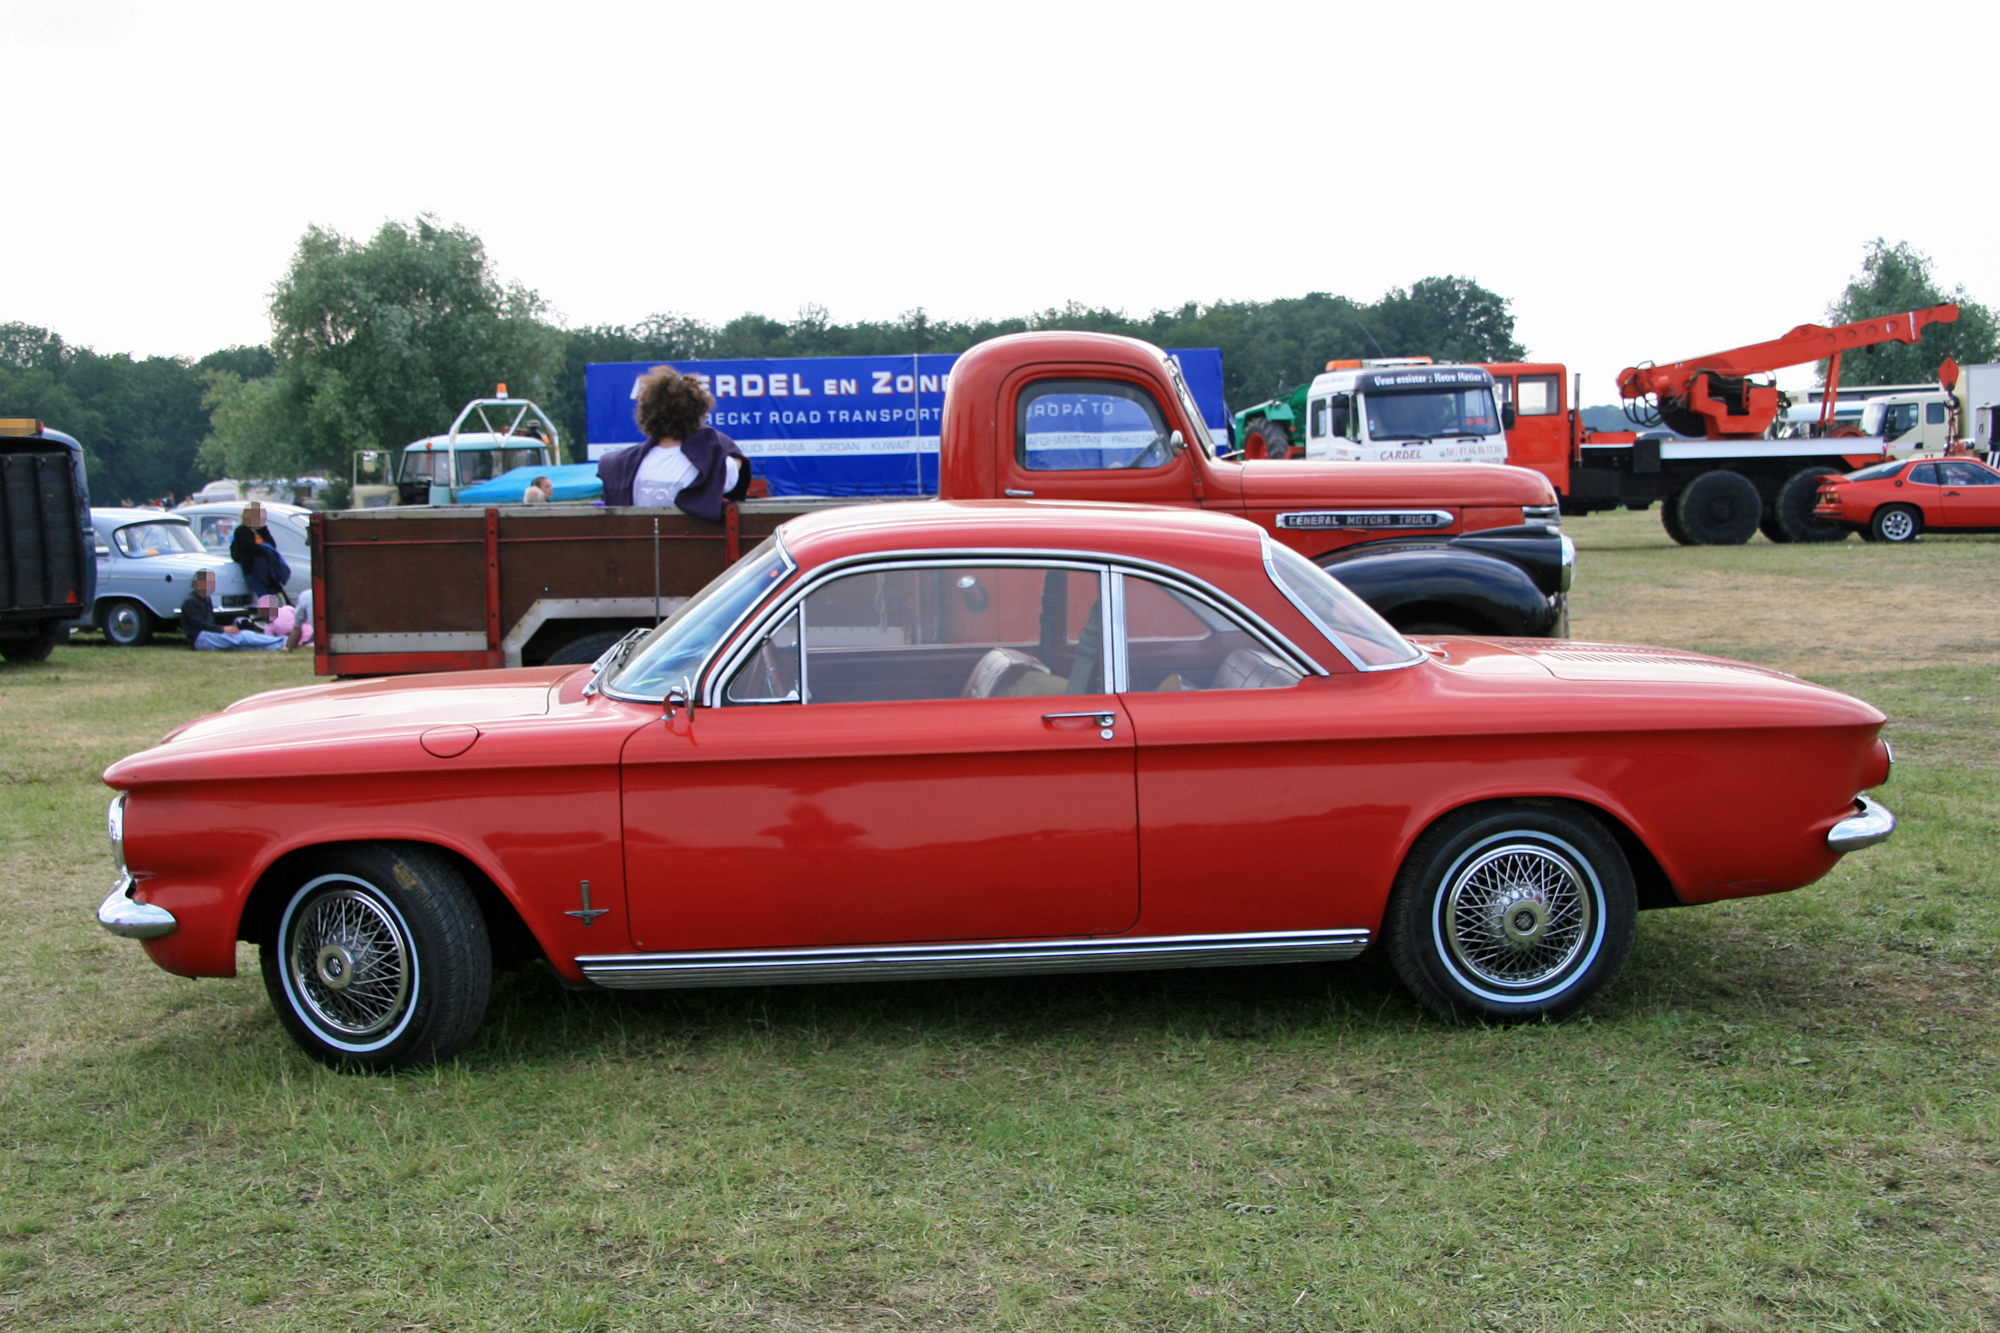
[726,564,1107,705]
[1942,460,1998,486]
[1018,379,1172,472]
[1120,575,1300,692]
[1909,463,1941,485]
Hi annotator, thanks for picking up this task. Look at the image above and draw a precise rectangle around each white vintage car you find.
[80,509,249,646]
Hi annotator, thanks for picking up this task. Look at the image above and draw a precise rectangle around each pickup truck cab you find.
[940,333,1569,637]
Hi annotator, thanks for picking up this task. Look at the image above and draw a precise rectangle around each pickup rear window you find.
[1018,380,1173,471]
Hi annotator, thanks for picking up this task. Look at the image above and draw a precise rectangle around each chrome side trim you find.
[1828,795,1895,853]
[97,872,177,940]
[578,928,1371,990]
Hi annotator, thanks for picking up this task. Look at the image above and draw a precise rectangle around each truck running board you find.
[577,928,1372,990]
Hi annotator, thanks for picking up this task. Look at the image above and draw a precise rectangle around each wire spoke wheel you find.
[1386,803,1637,1023]
[287,883,413,1038]
[1442,843,1594,990]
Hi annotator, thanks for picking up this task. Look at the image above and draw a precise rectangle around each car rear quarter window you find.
[1264,541,1421,670]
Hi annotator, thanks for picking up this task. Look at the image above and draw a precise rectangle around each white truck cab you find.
[1300,359,1512,464]
[1861,390,1955,455]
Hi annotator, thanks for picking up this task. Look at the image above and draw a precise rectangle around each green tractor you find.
[1231,386,1310,460]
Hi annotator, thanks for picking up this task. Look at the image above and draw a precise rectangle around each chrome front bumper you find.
[1827,795,1896,854]
[97,873,177,940]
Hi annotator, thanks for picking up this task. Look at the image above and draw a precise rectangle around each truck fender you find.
[1317,542,1563,638]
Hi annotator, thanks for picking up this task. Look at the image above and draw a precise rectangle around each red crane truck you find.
[311,332,1571,677]
[1481,304,1960,545]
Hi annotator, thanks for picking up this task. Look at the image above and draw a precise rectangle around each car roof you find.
[93,508,192,526]
[776,500,1269,578]
[174,501,312,516]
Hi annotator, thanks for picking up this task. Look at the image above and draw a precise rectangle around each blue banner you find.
[586,349,1228,498]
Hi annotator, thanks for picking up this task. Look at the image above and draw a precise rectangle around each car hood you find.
[105,667,576,785]
[1233,460,1557,509]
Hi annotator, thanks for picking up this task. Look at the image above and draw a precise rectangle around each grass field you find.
[2,509,1995,1331]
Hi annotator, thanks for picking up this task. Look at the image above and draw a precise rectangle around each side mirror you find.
[1329,408,1350,438]
[1502,404,1518,430]
[1167,429,1185,454]
[665,683,690,717]
[955,574,990,613]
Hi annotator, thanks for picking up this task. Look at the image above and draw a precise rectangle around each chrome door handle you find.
[1005,488,1034,498]
[1043,710,1116,739]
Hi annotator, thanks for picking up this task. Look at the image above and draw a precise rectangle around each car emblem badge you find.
[565,880,609,927]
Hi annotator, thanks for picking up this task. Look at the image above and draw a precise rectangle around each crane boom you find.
[1617,304,1959,439]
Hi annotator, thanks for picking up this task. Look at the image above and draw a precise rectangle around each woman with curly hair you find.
[596,366,753,518]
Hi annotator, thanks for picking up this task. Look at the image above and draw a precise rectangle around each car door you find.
[1938,459,2000,527]
[620,559,1139,953]
[1112,570,1388,936]
[1901,462,1947,525]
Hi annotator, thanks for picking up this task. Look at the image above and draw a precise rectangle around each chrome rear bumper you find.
[97,873,177,939]
[1827,795,1896,854]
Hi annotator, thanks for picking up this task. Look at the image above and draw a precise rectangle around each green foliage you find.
[1824,239,1998,386]
[0,324,266,503]
[204,217,565,478]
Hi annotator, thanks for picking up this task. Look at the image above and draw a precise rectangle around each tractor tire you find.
[1260,420,1292,461]
[1675,470,1762,545]
[1774,466,1845,543]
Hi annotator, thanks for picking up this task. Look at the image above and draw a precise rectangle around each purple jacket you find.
[596,427,752,520]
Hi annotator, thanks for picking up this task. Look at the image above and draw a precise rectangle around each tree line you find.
[3,220,1991,505]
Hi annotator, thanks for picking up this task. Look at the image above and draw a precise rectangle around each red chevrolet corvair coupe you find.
[100,503,1896,1069]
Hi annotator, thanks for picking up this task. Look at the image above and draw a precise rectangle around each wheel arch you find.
[237,839,548,971]
[1383,793,1683,931]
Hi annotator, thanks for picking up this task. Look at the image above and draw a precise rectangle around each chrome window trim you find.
[1262,536,1423,674]
[600,534,797,705]
[1104,566,1128,694]
[701,553,1114,708]
[701,545,1327,706]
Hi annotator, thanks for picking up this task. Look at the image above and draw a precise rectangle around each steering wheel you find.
[1125,432,1172,470]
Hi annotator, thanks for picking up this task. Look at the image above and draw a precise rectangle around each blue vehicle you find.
[1,418,93,662]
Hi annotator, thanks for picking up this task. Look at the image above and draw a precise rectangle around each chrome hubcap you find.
[288,887,411,1037]
[1445,843,1593,988]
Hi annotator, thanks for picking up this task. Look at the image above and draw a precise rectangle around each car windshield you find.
[606,540,794,701]
[112,521,204,558]
[1364,388,1502,440]
[1844,459,1907,482]
[1264,540,1422,669]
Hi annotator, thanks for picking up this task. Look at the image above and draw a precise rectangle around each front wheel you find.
[259,844,491,1071]
[101,599,154,647]
[1384,802,1637,1023]
[1870,504,1922,544]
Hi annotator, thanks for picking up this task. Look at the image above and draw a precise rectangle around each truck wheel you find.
[1675,470,1761,545]
[0,619,64,663]
[1383,801,1637,1023]
[1242,415,1269,460]
[1869,504,1922,544]
[1775,466,1845,543]
[1260,421,1292,461]
[1758,511,1792,543]
[543,629,628,667]
[101,599,155,647]
[259,843,491,1071]
[1660,494,1693,545]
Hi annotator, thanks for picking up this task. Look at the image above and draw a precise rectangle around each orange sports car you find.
[1815,455,2000,542]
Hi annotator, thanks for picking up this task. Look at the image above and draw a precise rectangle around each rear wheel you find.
[1660,493,1692,545]
[1675,470,1762,545]
[1260,420,1292,461]
[543,629,628,667]
[1775,466,1845,543]
[259,844,491,1071]
[101,599,154,647]
[1384,802,1637,1023]
[1870,504,1922,544]
[0,619,64,662]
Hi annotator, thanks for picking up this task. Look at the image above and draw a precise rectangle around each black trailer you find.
[1,419,93,662]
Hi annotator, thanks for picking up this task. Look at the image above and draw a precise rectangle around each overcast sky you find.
[6,0,1994,408]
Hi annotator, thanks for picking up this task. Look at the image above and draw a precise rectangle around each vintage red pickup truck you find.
[313,332,1570,677]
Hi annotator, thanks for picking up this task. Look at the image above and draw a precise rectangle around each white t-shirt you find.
[631,443,741,509]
